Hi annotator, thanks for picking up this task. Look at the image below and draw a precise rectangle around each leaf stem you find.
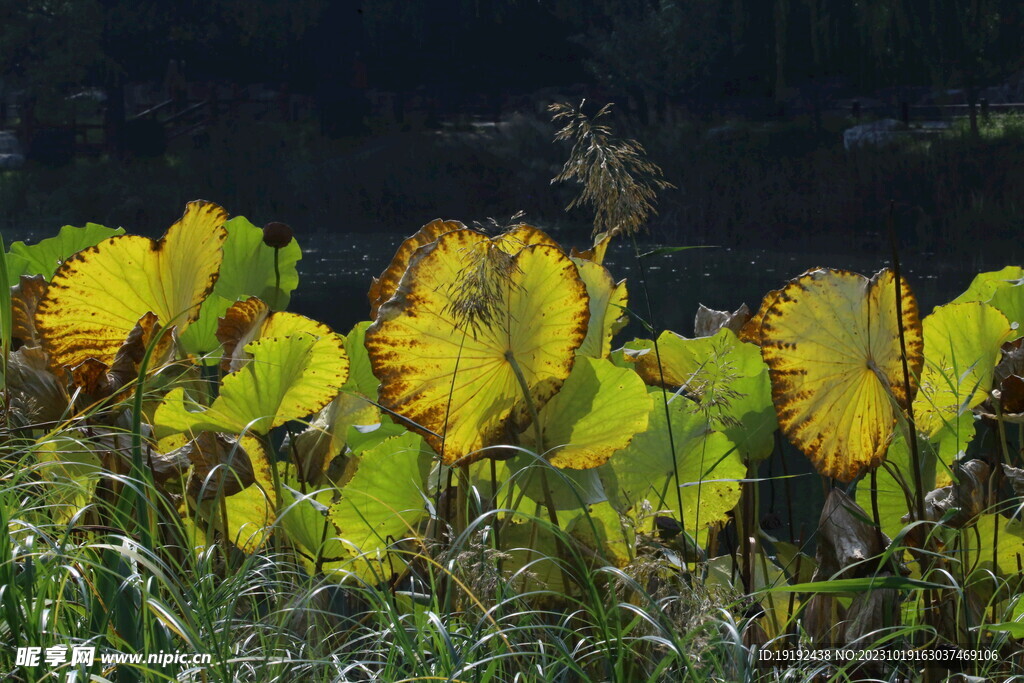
[630,231,686,531]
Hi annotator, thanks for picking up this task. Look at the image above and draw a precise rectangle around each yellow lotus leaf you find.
[369,219,465,318]
[366,227,589,465]
[570,231,612,265]
[739,287,782,345]
[36,201,228,369]
[760,268,923,482]
[370,221,559,319]
[573,257,628,358]
[155,325,348,436]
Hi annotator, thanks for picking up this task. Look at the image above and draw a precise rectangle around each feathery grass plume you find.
[549,100,674,237]
[443,231,524,336]
[684,336,744,430]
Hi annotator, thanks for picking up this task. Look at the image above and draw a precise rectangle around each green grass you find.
[2,433,1023,681]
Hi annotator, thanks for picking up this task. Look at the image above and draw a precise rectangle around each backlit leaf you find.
[760,268,923,482]
[365,227,589,465]
[36,201,228,369]
[602,388,744,540]
[330,431,430,552]
[369,219,466,318]
[913,302,1011,443]
[954,266,1024,338]
[6,223,125,285]
[573,257,628,359]
[633,328,777,463]
[155,326,348,436]
[522,356,650,469]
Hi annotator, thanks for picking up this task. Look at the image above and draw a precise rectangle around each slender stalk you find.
[0,232,11,431]
[630,232,685,530]
[272,245,282,310]
[870,468,884,552]
[887,201,934,637]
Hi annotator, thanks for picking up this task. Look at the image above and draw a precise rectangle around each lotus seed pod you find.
[262,221,293,248]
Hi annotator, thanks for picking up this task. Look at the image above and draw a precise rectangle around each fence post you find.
[900,101,909,125]
[851,100,861,120]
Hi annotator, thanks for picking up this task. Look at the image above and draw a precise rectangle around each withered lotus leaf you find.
[11,274,48,348]
[760,268,923,482]
[569,231,612,265]
[70,312,174,400]
[694,303,751,338]
[365,227,589,465]
[36,201,228,369]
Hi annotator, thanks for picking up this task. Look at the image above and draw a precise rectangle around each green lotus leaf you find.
[969,514,1024,577]
[328,431,431,577]
[954,267,1024,305]
[180,216,302,360]
[633,328,777,463]
[573,257,628,359]
[277,468,357,578]
[954,266,1024,338]
[913,302,1011,443]
[33,432,103,524]
[288,392,379,484]
[500,457,608,512]
[567,501,634,568]
[6,223,125,285]
[280,463,411,583]
[855,432,936,541]
[522,356,651,470]
[343,321,378,397]
[155,329,348,436]
[601,387,745,540]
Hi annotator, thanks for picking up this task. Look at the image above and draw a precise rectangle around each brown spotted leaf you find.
[70,312,173,401]
[738,287,783,345]
[368,219,465,318]
[366,227,589,465]
[36,201,228,369]
[760,268,923,482]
